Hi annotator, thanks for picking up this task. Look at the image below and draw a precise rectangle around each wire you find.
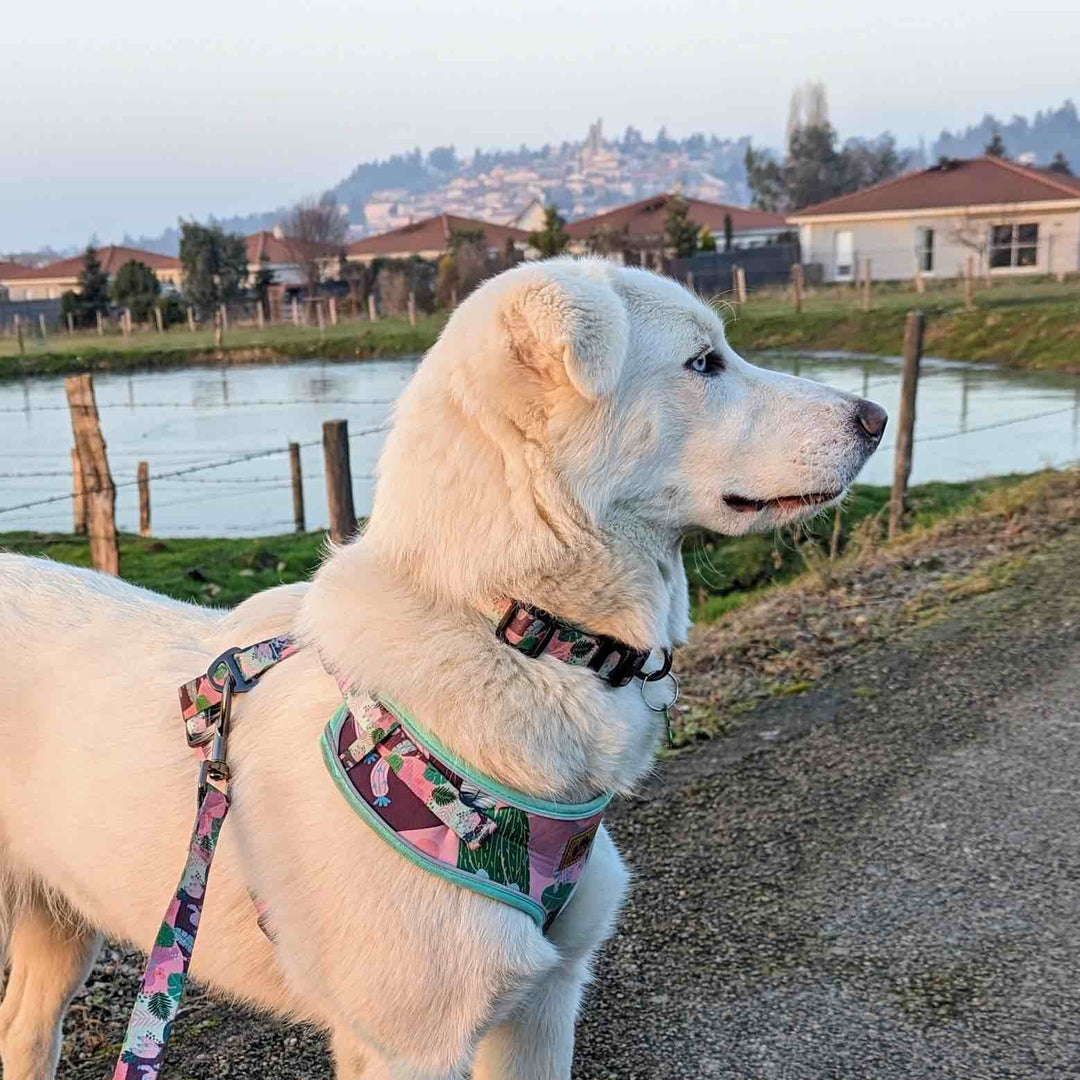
[0,397,396,414]
[0,423,389,516]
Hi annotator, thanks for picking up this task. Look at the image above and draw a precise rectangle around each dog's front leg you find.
[472,826,629,1080]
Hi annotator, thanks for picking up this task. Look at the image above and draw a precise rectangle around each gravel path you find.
[56,521,1080,1079]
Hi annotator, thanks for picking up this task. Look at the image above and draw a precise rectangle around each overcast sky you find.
[3,0,1078,251]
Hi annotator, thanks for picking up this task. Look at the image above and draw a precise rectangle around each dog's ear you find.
[506,267,628,401]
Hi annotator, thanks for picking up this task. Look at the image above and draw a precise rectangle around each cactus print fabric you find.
[322,695,610,931]
[112,788,229,1080]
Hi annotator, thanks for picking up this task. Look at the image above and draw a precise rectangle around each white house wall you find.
[799,210,1080,282]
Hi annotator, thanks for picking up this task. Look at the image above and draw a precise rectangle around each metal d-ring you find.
[639,649,679,713]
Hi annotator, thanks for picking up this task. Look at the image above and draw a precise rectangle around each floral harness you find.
[112,602,677,1079]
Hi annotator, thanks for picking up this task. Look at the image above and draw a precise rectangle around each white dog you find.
[0,257,885,1080]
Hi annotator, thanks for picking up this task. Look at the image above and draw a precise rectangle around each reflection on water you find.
[0,352,1076,536]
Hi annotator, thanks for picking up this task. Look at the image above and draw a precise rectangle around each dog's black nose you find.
[854,399,888,441]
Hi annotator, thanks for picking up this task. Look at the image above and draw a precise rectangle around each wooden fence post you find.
[187,306,196,333]
[67,312,75,334]
[96,310,104,337]
[329,296,338,326]
[214,310,223,347]
[685,270,694,292]
[71,447,87,535]
[39,313,47,340]
[122,309,131,341]
[736,266,747,304]
[367,293,378,322]
[830,505,843,560]
[154,306,164,333]
[322,420,356,544]
[64,374,119,574]
[220,303,229,332]
[731,265,739,299]
[257,299,265,329]
[791,264,802,313]
[137,461,151,537]
[317,299,326,333]
[289,442,305,533]
[862,258,872,311]
[14,314,24,355]
[292,298,301,327]
[914,261,925,294]
[888,311,925,539]
[965,255,975,311]
[408,290,416,327]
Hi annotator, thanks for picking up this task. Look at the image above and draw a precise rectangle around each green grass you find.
[683,473,1033,620]
[722,277,1080,373]
[0,314,448,379]
[0,472,1038,617]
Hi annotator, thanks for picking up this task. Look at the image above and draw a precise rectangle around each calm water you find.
[1,353,1077,536]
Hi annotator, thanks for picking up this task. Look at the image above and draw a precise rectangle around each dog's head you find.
[367,257,885,634]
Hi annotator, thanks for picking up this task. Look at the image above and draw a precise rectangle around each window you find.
[834,230,854,280]
[915,227,934,272]
[989,223,1039,269]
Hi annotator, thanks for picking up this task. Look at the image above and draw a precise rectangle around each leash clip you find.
[198,674,234,805]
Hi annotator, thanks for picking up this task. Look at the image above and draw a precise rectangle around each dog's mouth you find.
[724,490,841,514]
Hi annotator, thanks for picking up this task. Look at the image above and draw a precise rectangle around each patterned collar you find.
[495,600,671,689]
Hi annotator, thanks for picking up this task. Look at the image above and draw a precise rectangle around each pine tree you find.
[77,245,111,316]
[985,132,1007,158]
[528,205,570,258]
[1049,151,1073,175]
[664,195,700,259]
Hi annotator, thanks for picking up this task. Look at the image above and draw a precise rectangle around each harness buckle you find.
[589,643,648,687]
[198,673,234,805]
[207,647,258,693]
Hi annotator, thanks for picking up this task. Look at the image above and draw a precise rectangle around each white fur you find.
[0,258,882,1079]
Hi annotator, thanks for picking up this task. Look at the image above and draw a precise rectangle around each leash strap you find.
[114,637,297,1079]
[112,787,229,1080]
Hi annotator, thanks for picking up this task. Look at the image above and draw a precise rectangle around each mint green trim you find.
[379,696,612,819]
[320,720,546,928]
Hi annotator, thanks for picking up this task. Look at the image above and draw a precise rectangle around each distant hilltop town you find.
[343,119,753,239]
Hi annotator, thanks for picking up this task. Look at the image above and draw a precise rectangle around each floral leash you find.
[112,638,295,1080]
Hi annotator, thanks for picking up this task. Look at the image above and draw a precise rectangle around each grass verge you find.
[0,315,447,379]
[0,473,1037,613]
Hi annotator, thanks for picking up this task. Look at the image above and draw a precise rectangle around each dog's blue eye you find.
[686,350,724,376]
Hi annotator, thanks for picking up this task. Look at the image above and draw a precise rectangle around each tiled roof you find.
[244,231,328,264]
[789,156,1080,218]
[0,261,37,280]
[12,245,181,280]
[347,214,529,257]
[564,194,788,240]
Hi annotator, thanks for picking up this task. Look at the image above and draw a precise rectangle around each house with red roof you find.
[787,156,1080,282]
[565,194,790,267]
[0,245,182,301]
[346,213,529,265]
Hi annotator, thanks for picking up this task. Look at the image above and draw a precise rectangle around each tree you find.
[78,245,111,311]
[1049,151,1073,175]
[699,227,717,253]
[435,227,490,307]
[109,260,160,322]
[338,253,373,315]
[664,195,700,258]
[985,131,1007,157]
[584,224,630,258]
[283,196,348,295]
[527,204,569,258]
[179,221,248,318]
[252,256,276,318]
[60,244,110,327]
[746,89,909,212]
[723,213,734,253]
